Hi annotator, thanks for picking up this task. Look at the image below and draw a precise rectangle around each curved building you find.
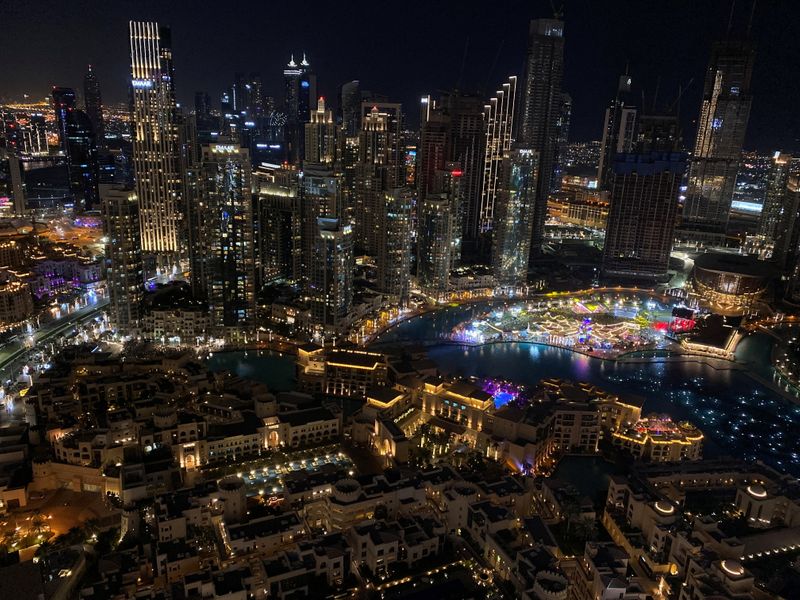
[692,252,774,313]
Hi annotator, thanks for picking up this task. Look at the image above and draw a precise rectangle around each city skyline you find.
[3,3,800,598]
[1,1,799,150]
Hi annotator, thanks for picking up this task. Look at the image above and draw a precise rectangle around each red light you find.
[451,170,463,176]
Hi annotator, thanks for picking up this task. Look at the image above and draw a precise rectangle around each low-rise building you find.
[297,348,389,398]
[612,415,703,462]
[226,512,305,556]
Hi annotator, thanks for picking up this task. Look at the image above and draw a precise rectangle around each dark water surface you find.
[204,305,800,475]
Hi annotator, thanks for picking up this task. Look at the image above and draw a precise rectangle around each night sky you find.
[2,0,798,151]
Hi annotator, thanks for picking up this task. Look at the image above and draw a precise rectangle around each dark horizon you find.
[2,0,799,151]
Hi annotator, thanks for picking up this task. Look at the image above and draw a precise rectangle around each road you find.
[0,299,109,380]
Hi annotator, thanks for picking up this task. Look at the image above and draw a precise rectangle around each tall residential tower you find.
[83,65,105,149]
[517,18,565,258]
[129,21,182,268]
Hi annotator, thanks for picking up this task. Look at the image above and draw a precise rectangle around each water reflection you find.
[375,303,799,475]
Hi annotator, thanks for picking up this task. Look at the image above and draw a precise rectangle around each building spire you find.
[288,54,297,68]
[301,52,309,67]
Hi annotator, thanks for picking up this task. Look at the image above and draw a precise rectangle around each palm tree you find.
[30,510,46,537]
[572,517,598,543]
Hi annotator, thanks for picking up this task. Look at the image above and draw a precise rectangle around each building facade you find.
[188,142,255,338]
[417,196,453,298]
[680,40,755,238]
[517,18,565,257]
[480,76,517,236]
[602,152,687,281]
[129,21,183,266]
[492,148,539,290]
[310,218,353,336]
[376,188,413,305]
[102,185,143,333]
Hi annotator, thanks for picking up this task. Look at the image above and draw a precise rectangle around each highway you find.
[0,299,109,380]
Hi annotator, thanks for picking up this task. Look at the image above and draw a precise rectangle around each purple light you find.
[482,378,525,409]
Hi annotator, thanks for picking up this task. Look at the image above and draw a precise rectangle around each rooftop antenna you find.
[667,78,694,117]
[652,76,661,113]
[549,0,564,19]
[727,0,737,35]
[484,37,506,95]
[456,37,470,90]
[747,0,757,36]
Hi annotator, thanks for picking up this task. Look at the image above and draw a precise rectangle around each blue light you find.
[494,392,514,409]
[301,80,310,89]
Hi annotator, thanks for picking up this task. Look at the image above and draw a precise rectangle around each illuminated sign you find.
[211,144,237,153]
[132,79,153,89]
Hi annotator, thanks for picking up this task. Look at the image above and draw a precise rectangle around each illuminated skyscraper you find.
[756,153,792,256]
[602,152,687,281]
[359,102,404,188]
[83,65,105,149]
[492,148,539,290]
[757,153,800,271]
[417,96,448,199]
[417,196,453,299]
[188,142,255,339]
[354,103,403,254]
[301,163,343,284]
[552,92,572,191]
[480,76,517,235]
[310,217,353,336]
[52,86,76,154]
[254,164,301,285]
[433,164,464,266]
[517,18,565,257]
[102,184,143,333]
[376,188,413,305]
[339,80,361,137]
[284,54,316,164]
[304,97,336,166]
[681,39,755,239]
[129,21,182,265]
[444,93,485,249]
[52,87,100,210]
[417,92,484,257]
[597,75,636,191]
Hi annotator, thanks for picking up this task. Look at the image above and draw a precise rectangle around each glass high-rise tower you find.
[311,217,354,336]
[188,142,255,339]
[52,87,100,210]
[517,18,565,258]
[129,21,182,266]
[681,39,755,239]
[492,148,539,290]
[480,75,517,235]
[83,65,105,150]
[284,54,316,165]
[102,184,143,333]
